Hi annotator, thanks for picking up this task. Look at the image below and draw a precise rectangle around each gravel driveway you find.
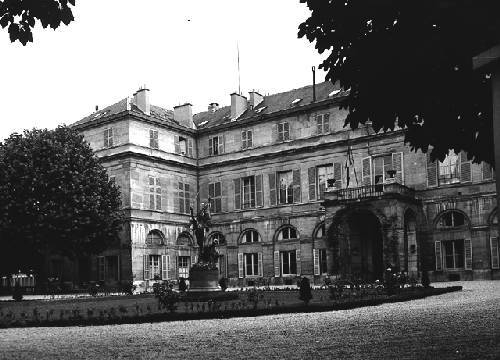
[0,281,499,360]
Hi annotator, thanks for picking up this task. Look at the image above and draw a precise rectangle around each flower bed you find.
[0,285,462,328]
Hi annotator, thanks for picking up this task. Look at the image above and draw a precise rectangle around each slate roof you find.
[72,98,176,127]
[193,81,346,129]
[72,81,346,130]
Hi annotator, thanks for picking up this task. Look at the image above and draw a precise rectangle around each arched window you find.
[241,229,260,243]
[437,211,466,229]
[177,231,192,246]
[313,222,326,239]
[277,225,299,240]
[146,230,165,246]
[208,231,226,245]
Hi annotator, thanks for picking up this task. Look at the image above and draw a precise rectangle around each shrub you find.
[154,282,180,313]
[298,277,313,305]
[120,281,136,295]
[218,277,227,292]
[178,278,187,292]
[12,283,23,302]
[421,270,431,288]
[88,283,99,297]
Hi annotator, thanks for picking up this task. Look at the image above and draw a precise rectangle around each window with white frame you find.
[149,129,159,149]
[316,113,330,134]
[208,231,226,245]
[175,136,193,157]
[281,250,297,275]
[317,164,334,199]
[242,176,256,209]
[437,211,465,228]
[438,151,460,185]
[209,135,224,156]
[277,226,298,240]
[245,253,259,276]
[314,249,327,275]
[362,153,404,186]
[150,255,161,280]
[103,128,114,148]
[148,177,161,211]
[241,129,253,149]
[278,171,293,204]
[178,256,190,279]
[442,240,464,269]
[242,229,259,243]
[427,150,471,187]
[209,182,222,213]
[278,122,290,141]
[145,230,164,246]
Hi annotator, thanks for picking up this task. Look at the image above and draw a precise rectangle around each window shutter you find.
[234,178,241,210]
[221,179,228,212]
[426,152,438,187]
[149,129,154,147]
[143,255,150,280]
[238,253,244,278]
[464,238,473,270]
[313,249,320,276]
[323,113,330,133]
[191,252,197,267]
[274,251,280,277]
[316,115,322,134]
[460,151,472,183]
[174,135,181,154]
[258,252,263,277]
[308,167,317,201]
[219,135,225,154]
[296,249,301,275]
[333,162,342,189]
[188,139,193,157]
[362,157,372,186]
[98,256,105,281]
[490,237,499,269]
[108,128,114,147]
[178,182,184,214]
[161,255,169,280]
[392,152,404,184]
[208,183,215,199]
[255,174,263,207]
[248,131,253,147]
[184,183,190,213]
[435,241,442,271]
[208,138,213,156]
[292,169,301,203]
[277,123,283,142]
[103,130,108,148]
[482,163,493,181]
[284,122,290,140]
[268,173,277,206]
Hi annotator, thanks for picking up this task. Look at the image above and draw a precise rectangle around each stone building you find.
[69,82,499,290]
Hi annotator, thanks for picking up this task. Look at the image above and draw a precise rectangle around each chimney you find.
[174,103,194,129]
[230,92,247,119]
[133,87,150,115]
[248,91,264,109]
[208,102,219,112]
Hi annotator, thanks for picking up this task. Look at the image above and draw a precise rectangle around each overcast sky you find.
[0,1,327,142]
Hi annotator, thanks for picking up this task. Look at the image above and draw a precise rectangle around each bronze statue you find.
[190,198,218,264]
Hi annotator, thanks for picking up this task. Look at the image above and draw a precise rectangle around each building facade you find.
[68,82,499,291]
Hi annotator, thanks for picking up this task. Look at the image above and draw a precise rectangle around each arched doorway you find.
[347,211,384,281]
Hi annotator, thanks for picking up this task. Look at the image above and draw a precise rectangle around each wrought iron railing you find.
[330,182,415,201]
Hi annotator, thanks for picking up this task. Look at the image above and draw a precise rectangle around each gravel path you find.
[0,281,499,360]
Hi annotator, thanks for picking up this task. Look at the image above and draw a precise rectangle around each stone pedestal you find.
[189,268,220,292]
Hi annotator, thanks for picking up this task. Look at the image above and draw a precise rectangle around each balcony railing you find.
[327,182,415,201]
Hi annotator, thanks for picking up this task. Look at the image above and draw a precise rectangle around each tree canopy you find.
[0,126,123,275]
[298,0,500,165]
[0,0,75,45]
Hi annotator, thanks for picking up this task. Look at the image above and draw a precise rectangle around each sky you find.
[0,0,327,142]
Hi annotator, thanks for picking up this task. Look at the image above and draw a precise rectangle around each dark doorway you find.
[347,211,384,281]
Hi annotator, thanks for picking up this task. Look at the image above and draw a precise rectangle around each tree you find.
[0,0,75,45]
[298,1,500,165]
[0,126,123,276]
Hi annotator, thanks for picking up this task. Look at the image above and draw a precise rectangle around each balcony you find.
[325,181,416,203]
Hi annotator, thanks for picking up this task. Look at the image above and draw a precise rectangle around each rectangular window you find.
[241,176,256,209]
[281,250,297,275]
[278,171,293,204]
[175,136,193,157]
[244,253,259,277]
[104,128,113,148]
[242,129,253,149]
[316,113,330,134]
[317,165,334,200]
[178,182,190,214]
[150,255,161,280]
[442,240,464,269]
[209,182,222,213]
[209,135,224,156]
[278,122,290,141]
[149,129,159,149]
[438,151,460,185]
[178,256,190,279]
[319,249,327,275]
[148,177,162,211]
[105,256,119,281]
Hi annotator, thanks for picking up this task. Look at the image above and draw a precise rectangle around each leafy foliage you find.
[298,1,499,164]
[0,126,123,275]
[0,0,75,45]
[298,277,312,305]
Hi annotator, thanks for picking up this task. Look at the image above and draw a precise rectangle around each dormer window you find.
[291,98,302,106]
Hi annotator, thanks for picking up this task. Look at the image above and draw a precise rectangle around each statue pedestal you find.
[189,268,220,292]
